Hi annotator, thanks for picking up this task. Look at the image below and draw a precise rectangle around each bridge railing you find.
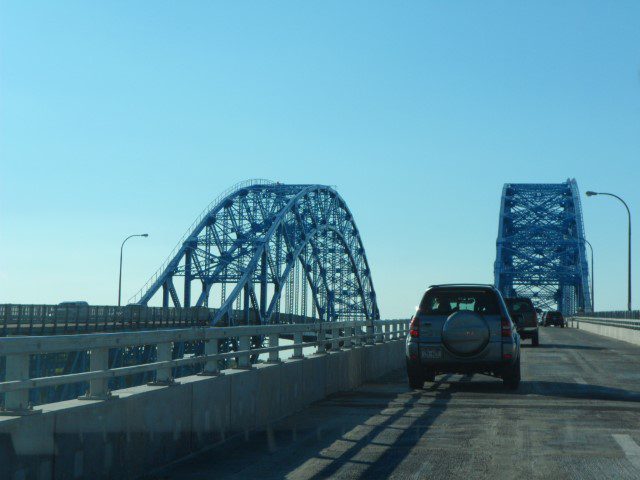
[580,311,640,320]
[570,316,640,331]
[0,319,409,413]
[0,304,320,336]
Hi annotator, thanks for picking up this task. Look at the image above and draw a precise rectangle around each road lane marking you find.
[613,434,640,469]
[574,377,587,385]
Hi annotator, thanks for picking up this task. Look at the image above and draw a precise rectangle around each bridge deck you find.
[155,327,640,480]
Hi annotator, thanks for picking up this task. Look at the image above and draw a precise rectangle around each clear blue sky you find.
[1,1,639,316]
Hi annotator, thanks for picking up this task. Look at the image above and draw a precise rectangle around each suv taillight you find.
[410,316,419,337]
[501,317,512,337]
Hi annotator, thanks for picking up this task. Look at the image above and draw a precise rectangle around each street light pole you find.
[118,233,149,306]
[586,191,631,311]
[582,238,594,312]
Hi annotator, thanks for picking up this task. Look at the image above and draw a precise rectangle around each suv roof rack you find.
[428,283,496,288]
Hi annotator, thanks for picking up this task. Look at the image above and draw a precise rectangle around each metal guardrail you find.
[0,304,318,336]
[0,319,409,414]
[580,311,640,320]
[0,304,210,336]
[571,316,640,331]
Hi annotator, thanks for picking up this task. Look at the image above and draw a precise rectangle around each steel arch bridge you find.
[494,179,592,315]
[129,180,380,325]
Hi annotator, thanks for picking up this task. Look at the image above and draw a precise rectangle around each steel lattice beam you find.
[494,179,592,315]
[130,181,380,325]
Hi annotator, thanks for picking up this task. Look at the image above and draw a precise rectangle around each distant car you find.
[58,301,89,307]
[406,284,521,390]
[48,301,90,323]
[544,310,565,327]
[505,297,539,346]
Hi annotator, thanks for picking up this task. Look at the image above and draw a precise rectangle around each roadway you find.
[151,327,640,480]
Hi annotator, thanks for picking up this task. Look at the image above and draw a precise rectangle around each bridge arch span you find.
[130,180,379,325]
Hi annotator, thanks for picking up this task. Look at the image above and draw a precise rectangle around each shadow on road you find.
[151,372,454,480]
[521,343,605,351]
[306,374,453,480]
[432,376,640,403]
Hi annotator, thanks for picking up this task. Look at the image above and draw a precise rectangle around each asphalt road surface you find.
[153,327,640,479]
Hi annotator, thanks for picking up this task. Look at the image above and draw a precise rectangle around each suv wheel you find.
[532,332,539,347]
[503,356,521,390]
[407,362,424,389]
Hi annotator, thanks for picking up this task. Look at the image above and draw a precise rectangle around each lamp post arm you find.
[596,192,631,311]
[118,234,147,307]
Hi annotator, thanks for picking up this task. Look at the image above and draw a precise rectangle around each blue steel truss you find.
[494,179,592,315]
[129,180,380,325]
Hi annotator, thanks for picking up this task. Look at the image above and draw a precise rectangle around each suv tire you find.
[503,356,521,390]
[407,362,424,389]
[532,332,539,347]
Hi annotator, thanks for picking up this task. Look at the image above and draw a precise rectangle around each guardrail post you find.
[331,326,340,351]
[149,342,174,386]
[200,339,220,376]
[2,353,33,414]
[236,335,251,369]
[317,325,327,354]
[376,324,384,343]
[292,331,304,359]
[267,333,281,363]
[366,324,375,345]
[343,325,352,349]
[79,347,115,400]
[351,325,359,347]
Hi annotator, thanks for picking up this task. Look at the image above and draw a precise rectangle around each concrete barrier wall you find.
[0,339,406,480]
[569,319,640,347]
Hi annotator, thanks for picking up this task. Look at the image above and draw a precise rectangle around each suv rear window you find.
[505,298,534,313]
[419,289,500,316]
[547,311,563,319]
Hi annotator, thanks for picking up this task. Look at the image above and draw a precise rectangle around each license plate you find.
[421,347,442,360]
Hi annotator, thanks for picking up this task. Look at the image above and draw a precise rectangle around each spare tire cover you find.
[442,311,490,356]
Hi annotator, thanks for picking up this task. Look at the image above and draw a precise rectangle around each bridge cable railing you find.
[0,319,409,414]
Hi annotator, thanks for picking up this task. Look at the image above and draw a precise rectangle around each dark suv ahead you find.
[544,310,565,327]
[406,284,521,390]
[505,297,539,346]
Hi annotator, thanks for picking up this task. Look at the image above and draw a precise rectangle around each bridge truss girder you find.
[131,181,379,325]
[494,179,592,315]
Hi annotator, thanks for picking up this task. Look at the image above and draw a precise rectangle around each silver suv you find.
[406,284,521,390]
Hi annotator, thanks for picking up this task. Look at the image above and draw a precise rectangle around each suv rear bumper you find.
[517,326,538,339]
[545,320,565,326]
[407,357,515,376]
